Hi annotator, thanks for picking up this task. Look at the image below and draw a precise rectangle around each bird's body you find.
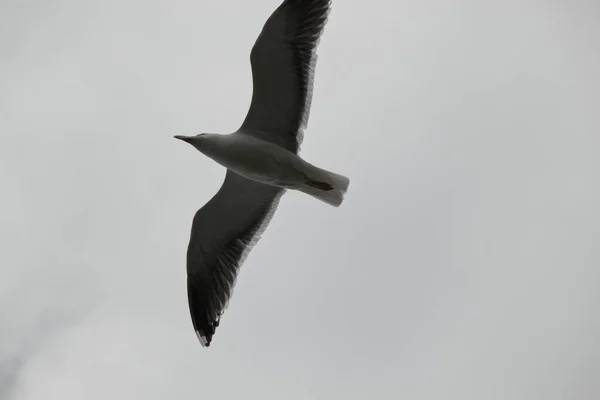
[191,132,306,190]
[175,0,349,347]
[180,132,346,199]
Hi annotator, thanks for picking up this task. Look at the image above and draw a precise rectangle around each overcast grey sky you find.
[1,0,600,399]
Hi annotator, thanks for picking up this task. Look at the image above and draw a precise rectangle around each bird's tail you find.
[300,166,350,207]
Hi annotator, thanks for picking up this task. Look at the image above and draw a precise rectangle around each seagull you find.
[175,0,349,347]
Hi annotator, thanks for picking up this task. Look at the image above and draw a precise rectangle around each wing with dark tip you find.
[185,170,284,346]
[239,0,332,153]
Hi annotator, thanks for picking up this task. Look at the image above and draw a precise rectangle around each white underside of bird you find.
[175,131,349,207]
[174,0,348,347]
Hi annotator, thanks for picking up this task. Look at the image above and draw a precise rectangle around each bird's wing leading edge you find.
[186,170,284,347]
[239,0,332,153]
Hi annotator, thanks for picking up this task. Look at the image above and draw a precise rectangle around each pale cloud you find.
[1,0,600,399]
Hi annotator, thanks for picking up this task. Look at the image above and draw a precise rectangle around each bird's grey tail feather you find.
[305,177,334,191]
[300,167,350,207]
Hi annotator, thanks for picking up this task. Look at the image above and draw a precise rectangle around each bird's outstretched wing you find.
[186,170,284,346]
[239,0,332,153]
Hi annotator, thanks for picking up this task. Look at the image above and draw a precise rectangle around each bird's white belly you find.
[203,134,305,188]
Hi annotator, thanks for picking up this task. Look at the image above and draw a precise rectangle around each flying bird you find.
[175,0,349,347]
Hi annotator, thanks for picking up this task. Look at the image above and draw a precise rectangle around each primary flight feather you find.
[175,0,349,347]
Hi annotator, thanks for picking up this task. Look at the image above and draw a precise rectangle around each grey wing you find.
[186,170,284,347]
[239,0,332,153]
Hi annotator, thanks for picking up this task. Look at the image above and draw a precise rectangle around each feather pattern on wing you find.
[240,0,332,153]
[186,171,284,346]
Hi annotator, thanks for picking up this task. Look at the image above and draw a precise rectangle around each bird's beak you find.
[174,135,193,143]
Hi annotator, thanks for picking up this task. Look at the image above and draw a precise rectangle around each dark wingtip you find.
[188,278,219,347]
